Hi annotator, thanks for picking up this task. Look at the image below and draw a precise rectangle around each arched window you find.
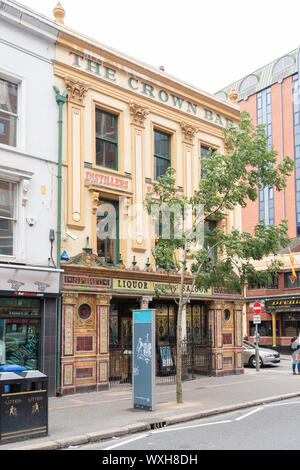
[272,55,295,75]
[239,74,258,93]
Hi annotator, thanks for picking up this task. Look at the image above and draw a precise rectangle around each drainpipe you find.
[53,86,68,395]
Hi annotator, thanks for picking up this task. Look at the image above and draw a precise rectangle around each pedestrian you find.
[290,336,300,375]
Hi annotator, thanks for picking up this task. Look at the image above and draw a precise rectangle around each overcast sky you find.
[17,0,300,94]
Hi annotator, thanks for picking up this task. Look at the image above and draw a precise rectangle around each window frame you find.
[96,198,120,266]
[0,74,21,150]
[0,179,17,258]
[0,166,32,263]
[95,108,119,171]
[154,129,171,181]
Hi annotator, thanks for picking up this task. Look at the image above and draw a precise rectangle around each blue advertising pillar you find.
[132,309,156,411]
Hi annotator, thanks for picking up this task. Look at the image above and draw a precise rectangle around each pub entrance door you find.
[109,299,139,386]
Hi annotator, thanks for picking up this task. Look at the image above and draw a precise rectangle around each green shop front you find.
[0,264,62,396]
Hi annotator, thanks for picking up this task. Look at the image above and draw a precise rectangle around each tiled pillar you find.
[95,295,112,391]
[208,301,223,376]
[61,292,78,394]
[234,302,244,374]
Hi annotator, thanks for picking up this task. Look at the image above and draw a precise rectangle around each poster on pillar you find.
[132,309,156,411]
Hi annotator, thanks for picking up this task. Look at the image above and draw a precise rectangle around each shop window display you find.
[0,298,40,370]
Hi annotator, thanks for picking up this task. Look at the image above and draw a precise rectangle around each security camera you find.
[64,231,78,241]
[26,217,37,227]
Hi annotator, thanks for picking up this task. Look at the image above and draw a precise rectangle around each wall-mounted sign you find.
[0,266,61,294]
[85,170,131,192]
[133,309,155,411]
[265,298,300,312]
[63,275,111,291]
[113,278,212,298]
[68,51,235,129]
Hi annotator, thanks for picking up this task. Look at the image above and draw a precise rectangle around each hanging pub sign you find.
[132,309,156,411]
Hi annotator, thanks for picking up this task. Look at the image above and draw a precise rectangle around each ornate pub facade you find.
[52,4,243,395]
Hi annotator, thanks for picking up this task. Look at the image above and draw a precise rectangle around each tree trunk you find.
[176,302,183,404]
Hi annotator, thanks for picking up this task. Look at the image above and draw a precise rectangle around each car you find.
[243,340,280,368]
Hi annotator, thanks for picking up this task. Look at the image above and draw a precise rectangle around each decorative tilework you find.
[64,305,74,356]
[75,367,94,380]
[99,362,108,382]
[75,335,95,352]
[64,365,73,385]
[99,306,108,354]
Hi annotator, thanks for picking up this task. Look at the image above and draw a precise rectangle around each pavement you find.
[1,353,300,451]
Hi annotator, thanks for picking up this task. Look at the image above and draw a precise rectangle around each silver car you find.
[243,340,280,367]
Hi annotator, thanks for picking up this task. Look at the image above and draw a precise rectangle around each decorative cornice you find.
[180,122,199,144]
[64,75,88,104]
[129,101,149,127]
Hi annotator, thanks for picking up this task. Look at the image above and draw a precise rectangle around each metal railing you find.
[109,339,212,388]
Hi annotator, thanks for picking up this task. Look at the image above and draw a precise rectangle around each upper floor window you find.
[95,109,118,170]
[0,78,18,147]
[154,130,171,180]
[201,145,216,178]
[96,199,119,266]
[0,180,16,256]
[284,271,300,289]
[239,74,258,93]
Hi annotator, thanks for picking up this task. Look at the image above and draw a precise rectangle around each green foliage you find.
[144,111,294,296]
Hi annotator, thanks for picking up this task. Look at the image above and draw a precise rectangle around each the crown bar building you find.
[51,2,244,395]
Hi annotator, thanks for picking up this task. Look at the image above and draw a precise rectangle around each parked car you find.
[243,340,280,367]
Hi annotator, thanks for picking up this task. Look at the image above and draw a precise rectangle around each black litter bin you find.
[0,370,48,444]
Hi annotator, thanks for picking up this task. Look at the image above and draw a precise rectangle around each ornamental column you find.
[65,75,88,230]
[234,302,244,374]
[61,292,78,394]
[208,301,223,376]
[95,295,112,391]
[130,101,149,253]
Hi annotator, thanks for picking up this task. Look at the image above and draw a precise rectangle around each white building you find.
[0,0,61,396]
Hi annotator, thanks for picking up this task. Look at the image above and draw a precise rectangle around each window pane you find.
[155,156,169,180]
[0,111,17,147]
[95,109,117,142]
[154,131,170,158]
[0,79,18,114]
[96,201,118,265]
[0,219,13,255]
[0,181,15,219]
[96,139,117,169]
[0,318,40,369]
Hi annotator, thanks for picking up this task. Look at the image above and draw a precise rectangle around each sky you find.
[17,0,300,94]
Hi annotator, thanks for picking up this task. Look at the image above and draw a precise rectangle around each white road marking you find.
[265,400,300,407]
[235,407,263,421]
[104,433,150,450]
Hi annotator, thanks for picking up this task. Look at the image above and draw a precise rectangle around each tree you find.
[145,111,294,404]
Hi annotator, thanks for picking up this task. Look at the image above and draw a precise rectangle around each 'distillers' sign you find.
[133,309,156,411]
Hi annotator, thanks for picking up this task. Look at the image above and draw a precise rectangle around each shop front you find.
[60,253,244,395]
[0,264,61,396]
[265,297,300,347]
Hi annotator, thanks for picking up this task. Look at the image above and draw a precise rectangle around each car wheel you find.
[249,356,263,368]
